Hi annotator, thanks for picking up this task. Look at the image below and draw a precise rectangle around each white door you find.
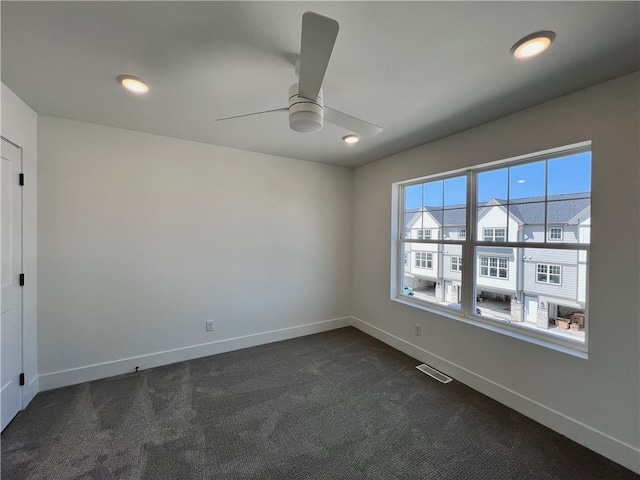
[1,137,23,431]
[525,296,537,324]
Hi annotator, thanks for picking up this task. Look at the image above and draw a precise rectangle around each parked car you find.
[403,286,414,296]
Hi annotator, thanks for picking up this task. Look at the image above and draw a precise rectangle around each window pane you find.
[547,199,590,244]
[548,152,591,196]
[478,211,508,241]
[404,184,423,211]
[509,161,546,201]
[424,180,443,208]
[475,247,517,321]
[509,202,545,242]
[444,176,466,207]
[443,208,466,233]
[478,168,507,203]
[403,243,462,311]
[404,184,423,236]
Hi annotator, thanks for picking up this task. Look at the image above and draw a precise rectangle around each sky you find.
[405,151,591,211]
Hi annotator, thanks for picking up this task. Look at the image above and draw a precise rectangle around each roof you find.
[407,193,590,228]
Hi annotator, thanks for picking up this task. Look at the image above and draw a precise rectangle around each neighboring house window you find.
[548,226,563,240]
[451,257,462,271]
[480,257,508,279]
[483,228,506,242]
[415,252,433,269]
[536,264,561,284]
[395,144,591,351]
[404,253,408,265]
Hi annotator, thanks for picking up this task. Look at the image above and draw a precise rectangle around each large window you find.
[480,257,508,279]
[415,252,433,269]
[395,144,591,352]
[536,264,561,284]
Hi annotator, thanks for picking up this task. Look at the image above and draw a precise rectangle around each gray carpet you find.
[2,327,638,479]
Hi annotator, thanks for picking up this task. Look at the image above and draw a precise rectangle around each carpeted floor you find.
[2,327,638,479]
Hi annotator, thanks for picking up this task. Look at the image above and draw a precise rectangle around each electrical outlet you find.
[206,320,214,332]
[415,324,422,336]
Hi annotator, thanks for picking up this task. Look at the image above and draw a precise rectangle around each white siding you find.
[524,225,579,243]
[476,255,517,292]
[523,261,578,302]
[578,263,587,303]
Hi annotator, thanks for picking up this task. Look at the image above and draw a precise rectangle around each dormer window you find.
[417,229,432,240]
[548,226,563,240]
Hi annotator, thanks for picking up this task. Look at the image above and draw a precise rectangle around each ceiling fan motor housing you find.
[289,83,323,133]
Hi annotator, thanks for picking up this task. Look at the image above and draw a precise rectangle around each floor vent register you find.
[416,364,453,384]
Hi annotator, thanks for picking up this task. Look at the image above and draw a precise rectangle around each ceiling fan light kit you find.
[289,83,323,133]
[216,11,382,141]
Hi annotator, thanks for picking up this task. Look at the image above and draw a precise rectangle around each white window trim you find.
[392,141,591,357]
[415,251,433,269]
[483,227,506,242]
[451,256,462,271]
[536,263,562,285]
[479,256,508,279]
[548,226,564,241]
[458,228,466,239]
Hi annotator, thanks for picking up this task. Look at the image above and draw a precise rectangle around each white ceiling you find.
[2,1,638,168]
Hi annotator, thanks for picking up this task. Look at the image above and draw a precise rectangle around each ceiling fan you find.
[216,12,382,138]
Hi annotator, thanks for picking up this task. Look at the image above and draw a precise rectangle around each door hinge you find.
[19,173,24,186]
[19,273,25,286]
[19,373,25,386]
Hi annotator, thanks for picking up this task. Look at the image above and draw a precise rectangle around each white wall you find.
[37,117,353,388]
[351,73,640,472]
[0,83,39,406]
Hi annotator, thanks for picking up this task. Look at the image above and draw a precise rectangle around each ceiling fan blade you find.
[298,12,339,101]
[324,107,383,138]
[216,108,288,122]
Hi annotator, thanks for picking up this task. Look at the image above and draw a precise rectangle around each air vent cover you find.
[416,364,453,384]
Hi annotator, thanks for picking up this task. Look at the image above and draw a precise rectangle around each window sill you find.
[390,295,588,359]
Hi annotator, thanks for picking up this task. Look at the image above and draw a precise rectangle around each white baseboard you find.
[38,317,350,392]
[349,315,640,475]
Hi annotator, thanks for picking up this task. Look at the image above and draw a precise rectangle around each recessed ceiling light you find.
[343,135,359,144]
[117,75,149,94]
[510,31,556,59]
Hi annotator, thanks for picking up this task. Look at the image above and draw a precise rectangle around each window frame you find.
[451,256,462,272]
[483,227,506,242]
[415,251,433,269]
[479,256,508,279]
[392,142,591,357]
[548,226,564,241]
[536,263,562,285]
